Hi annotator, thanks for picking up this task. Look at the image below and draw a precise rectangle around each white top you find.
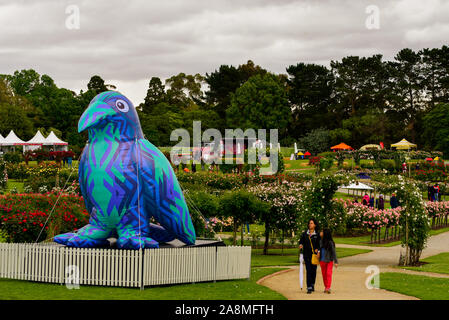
[340,182,374,190]
[25,130,47,145]
[2,130,26,146]
[44,131,68,146]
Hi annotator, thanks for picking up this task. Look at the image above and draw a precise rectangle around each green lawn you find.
[401,252,449,275]
[0,267,287,300]
[5,179,24,193]
[380,272,449,300]
[250,247,372,267]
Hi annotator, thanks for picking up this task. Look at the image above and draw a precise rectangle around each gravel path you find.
[257,231,449,300]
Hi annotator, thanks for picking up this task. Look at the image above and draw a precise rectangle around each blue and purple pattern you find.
[54,91,196,249]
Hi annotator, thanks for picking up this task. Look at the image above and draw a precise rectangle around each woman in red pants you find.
[319,228,338,293]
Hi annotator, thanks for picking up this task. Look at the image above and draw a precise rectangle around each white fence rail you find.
[0,243,251,288]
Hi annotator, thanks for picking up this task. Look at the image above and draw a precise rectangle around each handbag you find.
[309,235,319,265]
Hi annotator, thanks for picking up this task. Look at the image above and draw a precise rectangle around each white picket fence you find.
[0,243,251,288]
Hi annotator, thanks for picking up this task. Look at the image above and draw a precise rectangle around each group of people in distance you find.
[428,184,441,202]
[354,192,399,209]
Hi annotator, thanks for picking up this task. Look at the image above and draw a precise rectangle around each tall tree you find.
[165,73,204,108]
[205,65,242,120]
[422,103,449,157]
[87,75,108,94]
[142,77,166,114]
[390,48,423,141]
[286,63,334,137]
[227,73,291,139]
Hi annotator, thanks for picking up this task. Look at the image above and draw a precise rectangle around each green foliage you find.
[423,103,449,157]
[379,159,396,172]
[318,152,336,159]
[219,189,268,225]
[185,190,219,219]
[3,152,22,164]
[299,175,339,230]
[394,176,431,265]
[227,73,291,140]
[319,157,334,171]
[0,193,89,243]
[297,128,330,155]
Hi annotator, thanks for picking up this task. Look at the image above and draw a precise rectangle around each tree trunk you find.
[233,219,237,246]
[263,220,270,255]
[241,223,244,246]
[371,229,374,244]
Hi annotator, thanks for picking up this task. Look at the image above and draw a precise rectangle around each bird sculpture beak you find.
[78,101,116,133]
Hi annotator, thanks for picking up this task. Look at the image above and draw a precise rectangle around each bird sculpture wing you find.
[136,138,196,245]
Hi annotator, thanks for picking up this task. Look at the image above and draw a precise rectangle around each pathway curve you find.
[257,231,449,300]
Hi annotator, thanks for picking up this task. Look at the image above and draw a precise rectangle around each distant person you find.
[434,184,440,202]
[319,228,338,294]
[67,153,73,168]
[299,218,321,294]
[362,193,369,206]
[429,184,435,202]
[390,193,399,209]
[402,162,407,173]
[428,185,433,201]
[376,194,385,210]
[369,196,374,208]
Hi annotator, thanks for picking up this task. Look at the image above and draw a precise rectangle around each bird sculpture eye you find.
[115,99,129,113]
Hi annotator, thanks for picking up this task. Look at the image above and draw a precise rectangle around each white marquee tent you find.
[340,182,374,197]
[0,130,69,153]
[23,130,48,152]
[44,131,68,151]
[340,182,374,190]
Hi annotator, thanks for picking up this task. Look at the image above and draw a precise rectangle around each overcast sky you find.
[1,0,448,104]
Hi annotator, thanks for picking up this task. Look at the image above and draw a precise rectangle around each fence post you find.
[139,248,144,291]
[214,246,218,283]
[248,246,251,280]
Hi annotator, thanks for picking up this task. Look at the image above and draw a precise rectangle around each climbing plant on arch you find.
[394,175,431,266]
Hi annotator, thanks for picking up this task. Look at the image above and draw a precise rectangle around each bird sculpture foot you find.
[54,224,112,248]
[116,234,159,249]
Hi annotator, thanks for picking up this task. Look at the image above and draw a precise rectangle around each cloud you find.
[0,0,448,104]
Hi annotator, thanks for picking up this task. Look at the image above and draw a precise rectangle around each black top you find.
[298,230,321,258]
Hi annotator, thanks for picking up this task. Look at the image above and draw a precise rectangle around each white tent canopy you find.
[44,131,68,151]
[44,131,68,146]
[2,130,26,146]
[24,130,48,152]
[340,182,374,190]
[26,130,47,145]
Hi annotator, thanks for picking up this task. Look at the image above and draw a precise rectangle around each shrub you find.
[379,159,395,172]
[319,157,334,171]
[5,162,28,180]
[3,152,22,164]
[0,193,89,243]
[219,189,269,245]
[299,175,339,231]
[318,152,337,159]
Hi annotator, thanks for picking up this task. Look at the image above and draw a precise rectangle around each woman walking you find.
[319,228,338,294]
[299,218,321,294]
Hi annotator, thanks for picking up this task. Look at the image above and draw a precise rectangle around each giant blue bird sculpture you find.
[54,91,196,249]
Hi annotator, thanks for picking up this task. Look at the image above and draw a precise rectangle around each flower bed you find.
[0,192,89,243]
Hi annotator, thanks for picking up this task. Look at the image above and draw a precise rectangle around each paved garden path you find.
[257,231,449,300]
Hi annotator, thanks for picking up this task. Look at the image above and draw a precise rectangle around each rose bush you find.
[0,192,89,243]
